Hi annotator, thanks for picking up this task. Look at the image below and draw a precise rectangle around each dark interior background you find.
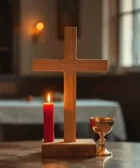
[0,0,12,73]
[0,74,139,142]
[0,0,139,142]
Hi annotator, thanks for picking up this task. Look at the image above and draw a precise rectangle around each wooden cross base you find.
[42,139,96,158]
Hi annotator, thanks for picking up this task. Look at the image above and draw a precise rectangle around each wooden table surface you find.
[0,141,140,168]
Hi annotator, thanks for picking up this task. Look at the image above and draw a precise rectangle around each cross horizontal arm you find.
[32,59,66,72]
[75,59,108,72]
[32,59,108,72]
[32,59,62,71]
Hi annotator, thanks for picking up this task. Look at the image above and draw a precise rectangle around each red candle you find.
[43,93,54,142]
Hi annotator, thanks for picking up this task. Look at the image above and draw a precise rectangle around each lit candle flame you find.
[47,93,51,103]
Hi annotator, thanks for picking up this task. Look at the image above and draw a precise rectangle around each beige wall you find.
[19,0,102,75]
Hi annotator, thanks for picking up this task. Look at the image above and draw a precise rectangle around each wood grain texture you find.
[42,139,96,158]
[32,27,108,143]
[64,72,76,142]
[64,27,77,60]
[32,59,108,72]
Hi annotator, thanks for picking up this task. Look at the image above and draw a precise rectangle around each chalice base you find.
[97,144,112,156]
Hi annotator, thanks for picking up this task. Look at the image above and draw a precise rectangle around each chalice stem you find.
[99,132,105,145]
[97,132,111,156]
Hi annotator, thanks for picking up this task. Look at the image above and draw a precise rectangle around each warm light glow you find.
[35,22,44,31]
[32,22,44,41]
[47,93,51,103]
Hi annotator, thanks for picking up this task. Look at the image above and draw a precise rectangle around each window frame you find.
[118,0,140,72]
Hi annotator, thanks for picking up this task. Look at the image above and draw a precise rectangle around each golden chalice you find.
[90,117,114,156]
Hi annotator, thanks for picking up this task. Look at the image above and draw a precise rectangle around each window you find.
[120,0,140,67]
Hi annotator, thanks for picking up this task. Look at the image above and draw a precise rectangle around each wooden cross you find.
[32,27,108,142]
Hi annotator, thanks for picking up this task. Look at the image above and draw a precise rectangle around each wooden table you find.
[0,141,140,168]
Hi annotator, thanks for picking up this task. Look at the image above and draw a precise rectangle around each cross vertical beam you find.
[64,72,76,142]
[64,27,77,61]
[64,27,77,142]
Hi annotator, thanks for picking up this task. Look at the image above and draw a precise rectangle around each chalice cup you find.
[90,117,114,156]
